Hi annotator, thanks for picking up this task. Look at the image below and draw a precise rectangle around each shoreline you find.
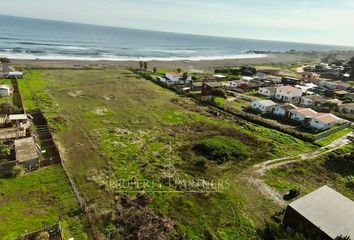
[10,53,312,70]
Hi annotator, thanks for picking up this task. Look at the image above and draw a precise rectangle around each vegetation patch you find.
[193,136,250,163]
[0,166,89,240]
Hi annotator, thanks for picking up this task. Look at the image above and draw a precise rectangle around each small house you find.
[333,90,349,99]
[0,85,12,97]
[191,82,203,91]
[165,72,182,82]
[257,67,281,75]
[212,74,227,80]
[251,100,277,113]
[15,137,40,169]
[201,82,223,95]
[258,87,277,98]
[8,114,28,128]
[338,103,354,114]
[283,186,354,240]
[288,108,318,123]
[301,71,320,83]
[281,77,303,86]
[275,86,303,102]
[271,104,297,117]
[309,113,341,130]
[7,71,23,79]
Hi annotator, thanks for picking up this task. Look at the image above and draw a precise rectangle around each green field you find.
[264,144,354,200]
[0,165,89,240]
[17,69,317,239]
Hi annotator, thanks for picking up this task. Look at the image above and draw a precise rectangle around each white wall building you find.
[251,100,277,113]
[288,108,318,122]
[258,87,277,98]
[275,86,303,102]
[309,114,341,130]
[0,85,11,97]
[272,104,298,117]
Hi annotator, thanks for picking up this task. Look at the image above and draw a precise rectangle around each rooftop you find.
[166,72,182,77]
[204,82,223,88]
[289,186,354,239]
[277,85,303,93]
[277,103,298,111]
[15,137,40,162]
[289,108,318,117]
[313,113,341,124]
[8,114,28,121]
[254,100,277,107]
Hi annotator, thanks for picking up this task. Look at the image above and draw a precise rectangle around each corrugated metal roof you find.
[289,186,354,239]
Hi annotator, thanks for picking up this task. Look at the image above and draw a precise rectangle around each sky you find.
[0,0,354,46]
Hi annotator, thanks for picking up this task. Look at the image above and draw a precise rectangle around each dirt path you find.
[244,131,353,206]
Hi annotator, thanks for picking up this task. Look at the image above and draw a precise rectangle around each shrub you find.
[10,165,26,178]
[35,231,50,240]
[210,89,227,99]
[284,188,300,200]
[193,136,250,163]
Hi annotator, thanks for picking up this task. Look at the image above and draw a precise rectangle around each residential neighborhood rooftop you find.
[288,186,354,239]
[254,100,277,107]
[277,85,303,93]
[8,114,28,121]
[289,108,318,117]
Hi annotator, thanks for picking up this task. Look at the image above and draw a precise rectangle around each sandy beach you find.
[10,53,314,70]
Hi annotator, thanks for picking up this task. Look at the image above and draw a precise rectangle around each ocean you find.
[1,15,353,61]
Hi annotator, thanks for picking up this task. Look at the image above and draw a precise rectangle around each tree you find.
[348,56,354,80]
[210,89,227,99]
[0,142,10,160]
[152,67,157,74]
[0,57,11,64]
[182,72,189,80]
[138,61,144,70]
[176,68,182,73]
[0,103,19,115]
[10,165,25,178]
[143,62,148,72]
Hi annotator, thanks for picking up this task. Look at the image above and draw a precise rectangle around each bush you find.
[193,136,250,163]
[210,89,227,99]
[10,165,26,178]
[36,231,50,240]
[284,188,300,200]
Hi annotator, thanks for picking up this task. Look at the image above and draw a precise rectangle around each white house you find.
[212,74,227,80]
[288,108,318,123]
[7,71,23,79]
[272,104,298,117]
[258,87,277,98]
[275,86,303,102]
[251,100,277,113]
[228,80,246,88]
[309,114,341,130]
[0,85,11,97]
[241,76,255,82]
[255,72,268,80]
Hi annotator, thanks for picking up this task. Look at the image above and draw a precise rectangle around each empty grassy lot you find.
[264,143,354,201]
[18,69,317,239]
[0,165,89,240]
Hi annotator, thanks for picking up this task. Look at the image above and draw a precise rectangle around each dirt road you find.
[244,131,353,206]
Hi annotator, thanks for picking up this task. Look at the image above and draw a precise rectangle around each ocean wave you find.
[60,46,90,50]
[0,51,268,61]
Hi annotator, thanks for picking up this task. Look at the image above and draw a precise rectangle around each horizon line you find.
[1,13,354,49]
